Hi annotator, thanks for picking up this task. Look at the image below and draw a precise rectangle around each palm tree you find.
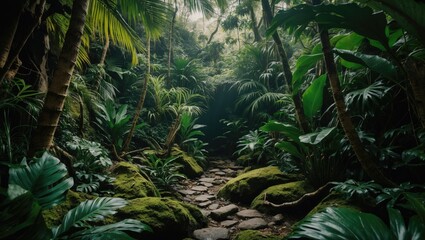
[28,0,169,154]
[28,0,90,155]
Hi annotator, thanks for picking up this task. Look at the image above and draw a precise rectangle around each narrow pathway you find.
[175,158,294,240]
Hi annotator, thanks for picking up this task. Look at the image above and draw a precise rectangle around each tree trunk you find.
[261,0,309,133]
[28,0,90,155]
[99,34,110,65]
[206,17,221,45]
[0,0,47,83]
[312,0,395,187]
[121,36,151,154]
[248,4,261,42]
[0,0,27,69]
[167,1,178,88]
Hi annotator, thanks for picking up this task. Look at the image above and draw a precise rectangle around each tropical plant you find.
[9,152,74,209]
[95,100,135,154]
[234,130,275,166]
[140,154,186,192]
[51,197,151,239]
[66,136,114,193]
[287,206,425,239]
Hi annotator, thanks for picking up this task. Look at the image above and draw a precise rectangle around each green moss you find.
[251,181,314,214]
[234,230,281,240]
[115,197,207,240]
[42,190,93,228]
[172,147,203,178]
[112,162,159,199]
[217,166,300,204]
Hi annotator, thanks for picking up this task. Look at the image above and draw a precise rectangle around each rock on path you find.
[176,158,292,239]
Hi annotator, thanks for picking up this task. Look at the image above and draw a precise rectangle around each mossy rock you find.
[111,162,159,199]
[217,166,300,204]
[42,190,93,228]
[172,147,203,178]
[251,181,314,214]
[234,230,281,240]
[115,197,207,240]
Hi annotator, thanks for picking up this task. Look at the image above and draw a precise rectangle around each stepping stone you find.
[209,168,220,172]
[272,213,284,223]
[236,209,263,219]
[193,227,229,240]
[192,186,208,192]
[200,209,211,217]
[220,220,238,228]
[199,177,215,183]
[215,171,226,176]
[198,200,212,208]
[195,194,215,202]
[238,218,267,230]
[211,204,239,221]
[202,182,213,187]
[213,179,223,185]
[208,203,219,210]
[178,189,195,195]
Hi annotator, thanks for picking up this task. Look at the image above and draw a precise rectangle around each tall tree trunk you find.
[206,17,222,45]
[28,0,90,155]
[0,0,47,83]
[248,4,261,42]
[312,0,395,187]
[121,36,151,155]
[261,0,309,133]
[0,0,27,69]
[94,35,110,92]
[167,0,178,88]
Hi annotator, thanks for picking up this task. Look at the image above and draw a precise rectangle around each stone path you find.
[175,158,294,240]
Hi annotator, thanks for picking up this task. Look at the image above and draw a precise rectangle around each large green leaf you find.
[9,152,74,209]
[52,197,128,238]
[260,121,302,142]
[355,0,425,46]
[302,74,327,121]
[69,219,152,240]
[275,141,304,160]
[288,207,393,239]
[268,3,389,48]
[0,185,52,239]
[299,127,336,145]
[333,49,397,80]
[292,53,323,94]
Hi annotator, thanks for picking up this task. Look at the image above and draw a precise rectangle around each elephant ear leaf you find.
[333,49,397,80]
[268,3,388,48]
[9,152,74,209]
[355,0,425,46]
[288,207,393,239]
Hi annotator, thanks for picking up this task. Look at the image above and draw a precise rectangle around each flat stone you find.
[208,203,219,210]
[192,186,208,192]
[195,194,215,202]
[238,218,267,230]
[213,179,223,185]
[200,209,211,217]
[202,182,214,187]
[197,200,212,208]
[193,227,229,240]
[178,189,196,195]
[215,171,226,176]
[199,177,215,183]
[272,213,284,223]
[236,209,263,219]
[220,220,238,228]
[209,168,220,172]
[211,204,239,221]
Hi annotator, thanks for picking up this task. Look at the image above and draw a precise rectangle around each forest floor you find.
[175,157,298,240]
